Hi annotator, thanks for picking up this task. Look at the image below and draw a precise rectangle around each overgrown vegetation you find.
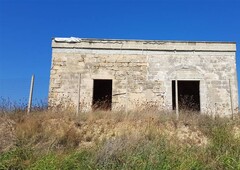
[0,108,240,170]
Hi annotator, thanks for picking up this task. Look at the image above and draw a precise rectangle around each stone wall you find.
[49,38,238,115]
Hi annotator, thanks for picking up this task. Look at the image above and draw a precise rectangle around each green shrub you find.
[0,146,33,170]
[60,150,94,170]
[30,153,59,170]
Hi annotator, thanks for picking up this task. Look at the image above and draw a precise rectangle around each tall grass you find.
[0,108,240,169]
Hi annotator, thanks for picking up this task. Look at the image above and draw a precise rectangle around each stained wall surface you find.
[49,38,238,115]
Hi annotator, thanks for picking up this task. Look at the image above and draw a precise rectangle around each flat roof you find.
[53,37,236,44]
[52,37,236,52]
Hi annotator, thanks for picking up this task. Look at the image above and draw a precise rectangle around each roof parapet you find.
[52,37,236,52]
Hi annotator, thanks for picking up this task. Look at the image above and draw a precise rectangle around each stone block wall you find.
[49,38,238,115]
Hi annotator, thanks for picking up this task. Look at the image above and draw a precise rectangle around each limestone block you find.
[152,81,164,93]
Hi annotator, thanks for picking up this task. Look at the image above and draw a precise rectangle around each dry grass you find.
[0,109,240,169]
[1,109,240,152]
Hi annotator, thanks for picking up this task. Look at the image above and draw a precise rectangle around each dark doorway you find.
[172,81,200,111]
[92,79,112,110]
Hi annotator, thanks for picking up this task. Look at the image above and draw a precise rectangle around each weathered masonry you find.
[49,37,238,115]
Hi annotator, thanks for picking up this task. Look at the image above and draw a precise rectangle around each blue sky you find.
[0,0,240,103]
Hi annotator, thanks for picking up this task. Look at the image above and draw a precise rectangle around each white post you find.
[229,79,234,119]
[27,75,34,114]
[175,79,179,120]
[77,73,81,115]
[125,73,128,113]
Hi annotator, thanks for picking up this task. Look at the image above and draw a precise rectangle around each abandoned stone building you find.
[49,37,238,115]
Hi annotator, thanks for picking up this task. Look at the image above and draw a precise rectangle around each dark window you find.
[172,80,200,111]
[92,79,112,110]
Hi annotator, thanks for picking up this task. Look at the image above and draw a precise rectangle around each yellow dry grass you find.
[1,109,222,153]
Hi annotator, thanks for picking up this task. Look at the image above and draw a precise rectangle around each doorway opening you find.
[92,79,112,110]
[172,80,200,111]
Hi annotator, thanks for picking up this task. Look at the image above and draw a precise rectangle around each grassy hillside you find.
[0,109,240,170]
